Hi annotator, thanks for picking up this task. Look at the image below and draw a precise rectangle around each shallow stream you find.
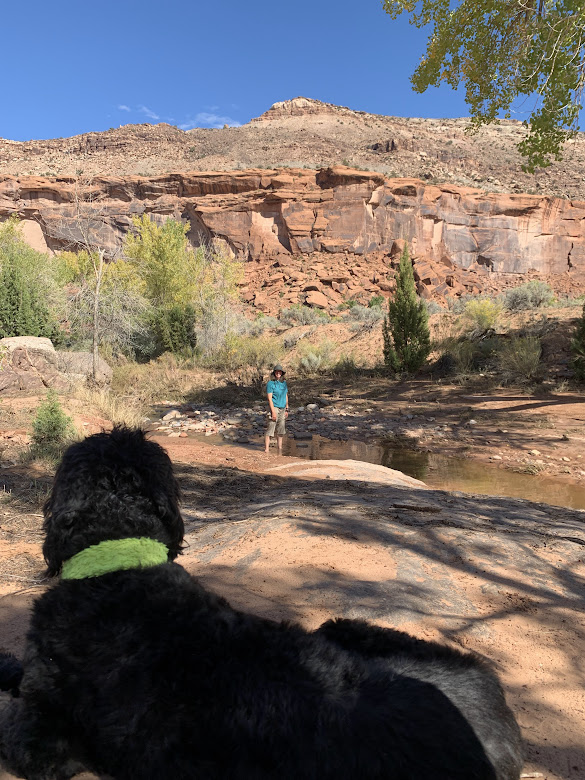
[282,436,585,510]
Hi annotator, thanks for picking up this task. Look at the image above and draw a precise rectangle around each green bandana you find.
[61,537,169,580]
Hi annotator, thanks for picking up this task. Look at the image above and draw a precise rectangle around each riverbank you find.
[144,376,585,493]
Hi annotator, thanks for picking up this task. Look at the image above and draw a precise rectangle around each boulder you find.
[56,351,113,385]
[0,338,112,393]
[0,337,68,393]
[305,291,329,309]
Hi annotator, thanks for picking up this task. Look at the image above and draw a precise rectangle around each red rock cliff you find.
[1,168,584,310]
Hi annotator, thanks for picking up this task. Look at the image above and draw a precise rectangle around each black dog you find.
[0,428,523,779]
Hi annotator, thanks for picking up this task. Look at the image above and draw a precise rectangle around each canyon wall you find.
[1,167,584,310]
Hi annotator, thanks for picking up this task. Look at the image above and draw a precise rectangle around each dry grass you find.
[497,335,542,384]
[74,387,145,428]
[110,354,207,407]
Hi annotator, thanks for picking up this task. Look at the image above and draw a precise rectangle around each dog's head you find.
[43,427,184,576]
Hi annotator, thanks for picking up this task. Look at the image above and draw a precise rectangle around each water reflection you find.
[283,436,585,510]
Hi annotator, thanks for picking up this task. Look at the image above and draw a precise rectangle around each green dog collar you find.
[61,537,169,580]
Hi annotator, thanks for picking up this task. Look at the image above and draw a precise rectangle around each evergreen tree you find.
[571,302,585,380]
[0,217,63,341]
[382,245,431,373]
[0,259,55,339]
[31,390,75,459]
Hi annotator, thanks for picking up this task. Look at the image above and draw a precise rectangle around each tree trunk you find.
[92,250,105,382]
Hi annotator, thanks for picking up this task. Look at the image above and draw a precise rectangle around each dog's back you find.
[3,563,521,780]
[0,429,523,780]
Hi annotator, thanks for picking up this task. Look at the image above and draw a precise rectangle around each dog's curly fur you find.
[0,428,523,780]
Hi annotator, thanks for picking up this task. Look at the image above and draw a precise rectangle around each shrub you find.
[247,315,280,337]
[31,391,75,459]
[148,304,197,358]
[297,338,335,375]
[571,301,585,379]
[279,305,329,326]
[382,245,431,373]
[503,281,554,311]
[449,294,491,314]
[423,300,443,315]
[368,295,385,309]
[463,299,502,333]
[442,340,476,374]
[344,304,384,330]
[331,355,359,376]
[206,334,280,372]
[497,335,542,383]
[298,351,323,374]
[0,220,63,340]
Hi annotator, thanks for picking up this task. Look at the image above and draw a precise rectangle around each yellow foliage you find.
[463,299,502,332]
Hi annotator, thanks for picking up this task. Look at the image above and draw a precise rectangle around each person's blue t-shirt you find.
[266,379,288,409]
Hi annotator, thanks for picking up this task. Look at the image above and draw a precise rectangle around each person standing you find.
[265,364,288,454]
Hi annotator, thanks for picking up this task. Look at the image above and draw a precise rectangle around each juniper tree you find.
[382,245,431,373]
[0,220,61,340]
[31,390,75,459]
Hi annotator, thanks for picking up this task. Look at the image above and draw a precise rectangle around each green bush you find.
[442,339,476,374]
[382,245,431,373]
[449,293,490,314]
[146,304,197,358]
[368,295,385,309]
[31,390,75,459]
[331,355,359,376]
[0,221,62,340]
[503,281,554,311]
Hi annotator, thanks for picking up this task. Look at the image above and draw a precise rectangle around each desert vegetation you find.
[2,216,585,435]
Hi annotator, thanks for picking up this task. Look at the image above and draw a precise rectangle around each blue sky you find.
[4,0,489,141]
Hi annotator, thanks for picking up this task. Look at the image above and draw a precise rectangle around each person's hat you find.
[271,364,286,377]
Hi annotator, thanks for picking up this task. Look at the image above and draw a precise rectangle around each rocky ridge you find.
[3,97,585,199]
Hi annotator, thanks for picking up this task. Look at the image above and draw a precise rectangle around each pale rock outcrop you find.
[0,337,68,393]
[0,337,111,393]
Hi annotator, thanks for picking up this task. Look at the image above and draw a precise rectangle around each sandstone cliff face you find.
[1,168,584,311]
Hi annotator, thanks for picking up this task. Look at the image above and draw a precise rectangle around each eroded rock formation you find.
[2,168,584,313]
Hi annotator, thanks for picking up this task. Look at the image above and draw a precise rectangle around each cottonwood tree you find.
[383,0,585,171]
[124,216,242,356]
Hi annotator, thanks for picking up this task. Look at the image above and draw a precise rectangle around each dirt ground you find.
[0,382,584,779]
